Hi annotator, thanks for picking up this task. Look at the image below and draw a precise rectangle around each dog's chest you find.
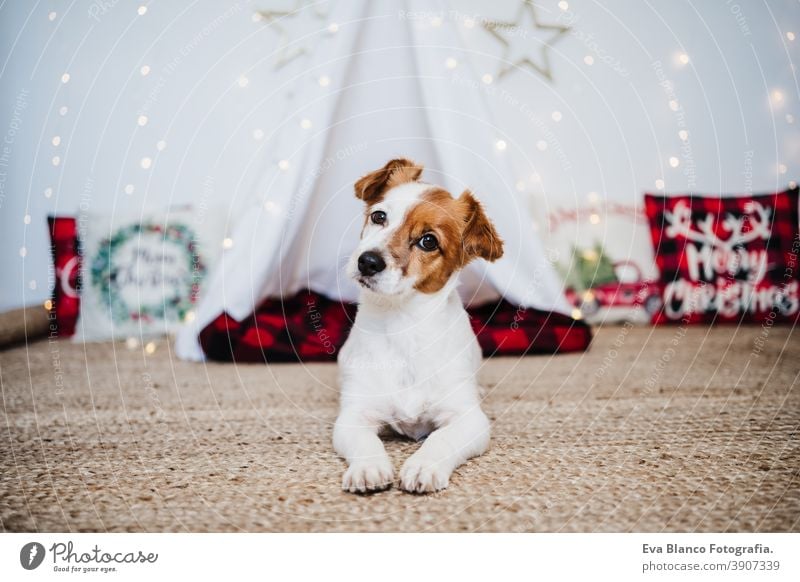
[375,327,446,438]
[384,373,439,440]
[341,292,478,438]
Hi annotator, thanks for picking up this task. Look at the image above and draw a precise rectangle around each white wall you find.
[1,0,797,311]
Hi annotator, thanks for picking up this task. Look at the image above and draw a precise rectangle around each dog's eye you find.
[370,210,387,225]
[417,234,439,252]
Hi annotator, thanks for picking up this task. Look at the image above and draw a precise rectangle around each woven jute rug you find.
[1,325,797,532]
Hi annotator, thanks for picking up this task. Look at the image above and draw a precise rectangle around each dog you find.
[333,158,504,493]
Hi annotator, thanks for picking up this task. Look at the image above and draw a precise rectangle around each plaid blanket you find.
[199,290,592,363]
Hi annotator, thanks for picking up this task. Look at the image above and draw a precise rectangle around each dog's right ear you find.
[354,158,423,204]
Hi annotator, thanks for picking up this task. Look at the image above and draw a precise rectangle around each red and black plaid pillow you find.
[47,216,81,336]
[644,187,800,324]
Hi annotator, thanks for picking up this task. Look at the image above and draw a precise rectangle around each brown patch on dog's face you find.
[387,188,504,293]
[354,158,423,204]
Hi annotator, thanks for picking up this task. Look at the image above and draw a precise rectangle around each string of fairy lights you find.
[16,1,798,346]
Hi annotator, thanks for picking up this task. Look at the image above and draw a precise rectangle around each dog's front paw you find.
[342,458,394,493]
[399,456,450,493]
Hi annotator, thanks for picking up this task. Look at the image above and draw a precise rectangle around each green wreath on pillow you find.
[91,222,205,324]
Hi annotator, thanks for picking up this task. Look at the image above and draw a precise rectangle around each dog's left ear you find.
[459,190,504,263]
[354,158,423,204]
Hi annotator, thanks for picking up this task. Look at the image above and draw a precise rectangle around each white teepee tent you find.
[176,1,570,361]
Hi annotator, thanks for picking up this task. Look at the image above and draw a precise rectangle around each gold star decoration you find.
[256,2,329,70]
[482,1,571,82]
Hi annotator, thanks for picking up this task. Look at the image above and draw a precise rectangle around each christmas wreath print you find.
[91,222,205,324]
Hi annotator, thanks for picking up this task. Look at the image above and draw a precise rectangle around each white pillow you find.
[545,202,660,324]
[73,206,226,341]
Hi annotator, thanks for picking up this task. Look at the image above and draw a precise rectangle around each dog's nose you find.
[357,251,386,276]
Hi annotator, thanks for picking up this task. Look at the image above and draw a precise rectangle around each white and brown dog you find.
[334,158,504,493]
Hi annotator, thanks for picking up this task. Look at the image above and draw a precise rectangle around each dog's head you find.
[348,158,504,297]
